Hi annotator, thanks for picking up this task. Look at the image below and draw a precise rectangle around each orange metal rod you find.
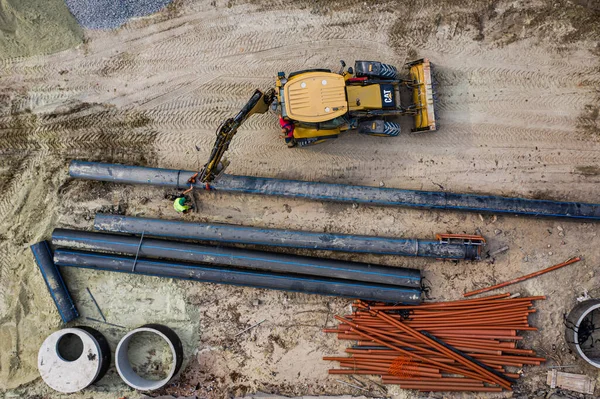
[326,358,441,374]
[498,341,516,346]
[413,329,517,336]
[352,306,534,322]
[364,309,513,390]
[342,353,442,363]
[346,321,528,333]
[502,348,537,355]
[367,293,512,309]
[444,340,523,353]
[350,332,507,346]
[408,311,534,322]
[429,333,523,340]
[346,332,523,350]
[334,302,536,391]
[409,304,535,317]
[383,379,484,387]
[440,337,502,347]
[335,359,438,371]
[355,327,524,348]
[408,309,534,320]
[425,327,535,332]
[346,323,529,333]
[408,303,535,318]
[385,376,485,382]
[408,298,544,310]
[471,354,546,363]
[415,386,504,392]
[384,381,502,391]
[407,313,531,322]
[349,356,455,366]
[337,363,442,378]
[348,324,520,338]
[345,323,451,355]
[345,349,457,364]
[360,322,501,382]
[367,317,531,327]
[463,257,581,297]
[381,378,482,386]
[449,346,502,356]
[369,296,544,311]
[406,321,534,335]
[335,316,494,383]
[477,359,526,367]
[339,364,442,377]
[382,377,484,384]
[444,337,501,345]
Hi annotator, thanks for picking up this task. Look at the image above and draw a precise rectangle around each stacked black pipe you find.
[52,219,423,304]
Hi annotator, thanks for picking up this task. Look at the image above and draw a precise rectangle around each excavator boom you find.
[197,89,274,183]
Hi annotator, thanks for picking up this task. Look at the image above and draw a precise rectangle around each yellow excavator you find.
[191,59,436,185]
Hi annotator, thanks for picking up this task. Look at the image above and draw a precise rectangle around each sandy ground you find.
[1,0,600,397]
[0,0,83,58]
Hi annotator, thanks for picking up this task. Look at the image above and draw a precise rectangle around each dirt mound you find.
[0,0,83,59]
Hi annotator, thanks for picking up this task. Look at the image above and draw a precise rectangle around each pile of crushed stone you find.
[64,0,173,29]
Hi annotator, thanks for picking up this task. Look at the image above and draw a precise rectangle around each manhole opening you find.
[579,308,600,363]
[57,333,84,362]
[127,331,173,381]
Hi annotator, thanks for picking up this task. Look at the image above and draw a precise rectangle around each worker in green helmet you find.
[173,195,192,213]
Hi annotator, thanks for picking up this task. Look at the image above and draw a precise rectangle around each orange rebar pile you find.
[323,293,545,392]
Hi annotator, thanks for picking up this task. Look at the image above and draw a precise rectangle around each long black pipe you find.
[31,241,79,323]
[51,229,421,288]
[54,249,422,303]
[93,214,480,260]
[69,161,600,220]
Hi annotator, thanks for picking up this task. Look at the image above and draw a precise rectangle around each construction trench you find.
[3,1,600,398]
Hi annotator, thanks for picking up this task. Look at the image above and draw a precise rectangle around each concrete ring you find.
[115,324,183,390]
[38,326,110,393]
[565,299,600,368]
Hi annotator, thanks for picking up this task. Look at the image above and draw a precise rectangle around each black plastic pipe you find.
[93,214,480,260]
[54,249,422,303]
[69,161,600,220]
[31,241,79,323]
[52,229,421,288]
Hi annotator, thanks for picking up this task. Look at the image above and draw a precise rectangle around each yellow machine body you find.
[346,85,383,111]
[283,72,347,123]
[276,58,437,146]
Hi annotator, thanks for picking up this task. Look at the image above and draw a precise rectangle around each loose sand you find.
[0,0,83,59]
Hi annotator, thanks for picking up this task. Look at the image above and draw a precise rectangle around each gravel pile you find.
[64,0,173,29]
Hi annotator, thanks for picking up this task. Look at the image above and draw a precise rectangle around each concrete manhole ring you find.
[38,326,110,393]
[115,324,183,391]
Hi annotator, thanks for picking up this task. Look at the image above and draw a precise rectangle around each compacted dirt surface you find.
[1,0,600,398]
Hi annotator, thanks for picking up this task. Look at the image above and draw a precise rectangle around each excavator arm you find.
[195,89,275,184]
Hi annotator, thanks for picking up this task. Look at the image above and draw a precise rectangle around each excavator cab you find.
[275,59,437,146]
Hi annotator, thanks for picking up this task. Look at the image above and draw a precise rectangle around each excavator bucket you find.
[408,58,437,132]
